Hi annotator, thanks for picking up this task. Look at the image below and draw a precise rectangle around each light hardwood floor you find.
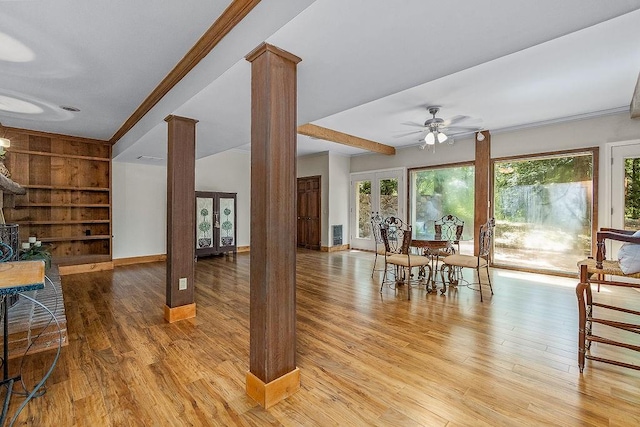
[7,249,640,426]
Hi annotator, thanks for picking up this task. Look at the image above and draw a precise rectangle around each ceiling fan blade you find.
[400,121,426,128]
[443,115,483,127]
[393,130,425,138]
[444,125,482,132]
[441,115,469,126]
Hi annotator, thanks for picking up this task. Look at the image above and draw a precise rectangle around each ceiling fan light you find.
[437,132,448,143]
[424,132,436,145]
[476,131,485,141]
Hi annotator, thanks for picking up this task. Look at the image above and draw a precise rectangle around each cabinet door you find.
[195,192,216,256]
[218,194,236,253]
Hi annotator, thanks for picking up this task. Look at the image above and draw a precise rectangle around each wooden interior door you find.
[297,176,321,250]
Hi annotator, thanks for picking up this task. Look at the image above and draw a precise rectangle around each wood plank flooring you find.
[6,249,640,426]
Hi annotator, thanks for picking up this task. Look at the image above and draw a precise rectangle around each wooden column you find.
[164,115,198,323]
[245,43,301,408]
[474,131,491,255]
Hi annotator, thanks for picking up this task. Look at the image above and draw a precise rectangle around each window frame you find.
[490,147,599,275]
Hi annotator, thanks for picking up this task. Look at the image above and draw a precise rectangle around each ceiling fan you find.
[402,106,481,150]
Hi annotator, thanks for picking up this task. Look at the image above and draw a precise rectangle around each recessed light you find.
[60,105,80,112]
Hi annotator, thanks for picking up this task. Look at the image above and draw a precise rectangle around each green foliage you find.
[358,179,397,196]
[198,221,211,233]
[411,166,475,239]
[625,158,640,221]
[221,220,233,232]
[494,154,593,223]
[20,244,52,270]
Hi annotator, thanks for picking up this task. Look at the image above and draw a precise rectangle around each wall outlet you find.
[179,277,187,290]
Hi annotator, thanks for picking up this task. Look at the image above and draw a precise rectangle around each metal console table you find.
[0,261,45,426]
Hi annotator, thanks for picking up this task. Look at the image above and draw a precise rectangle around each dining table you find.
[411,236,457,294]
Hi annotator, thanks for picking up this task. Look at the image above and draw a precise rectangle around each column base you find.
[246,367,300,409]
[163,303,196,323]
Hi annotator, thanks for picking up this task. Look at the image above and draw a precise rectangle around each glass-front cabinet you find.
[195,191,237,258]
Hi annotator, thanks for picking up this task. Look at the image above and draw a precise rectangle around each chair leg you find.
[380,259,388,293]
[406,266,411,301]
[476,267,483,302]
[372,252,378,278]
[486,264,493,295]
[576,267,589,373]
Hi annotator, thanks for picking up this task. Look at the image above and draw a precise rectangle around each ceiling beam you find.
[297,124,396,155]
[631,72,640,119]
[109,0,261,145]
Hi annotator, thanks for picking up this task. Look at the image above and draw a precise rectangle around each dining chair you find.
[576,228,640,372]
[441,218,495,301]
[370,212,386,277]
[434,214,464,254]
[380,217,431,300]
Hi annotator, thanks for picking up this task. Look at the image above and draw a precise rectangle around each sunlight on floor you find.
[494,269,594,290]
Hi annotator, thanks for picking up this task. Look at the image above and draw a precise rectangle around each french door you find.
[350,169,405,250]
[609,141,640,258]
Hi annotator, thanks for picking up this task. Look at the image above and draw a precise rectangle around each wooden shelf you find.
[54,254,112,266]
[18,220,110,225]
[23,185,110,192]
[14,203,109,208]
[8,149,110,162]
[41,235,111,243]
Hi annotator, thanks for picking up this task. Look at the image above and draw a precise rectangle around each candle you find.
[28,236,36,243]
[35,241,42,247]
[22,242,30,249]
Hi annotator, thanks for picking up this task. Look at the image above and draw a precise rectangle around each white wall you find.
[328,153,351,246]
[112,149,251,260]
[195,149,251,247]
[112,161,167,259]
[350,111,640,230]
[298,152,330,246]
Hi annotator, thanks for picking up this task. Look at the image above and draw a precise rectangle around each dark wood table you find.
[411,238,455,293]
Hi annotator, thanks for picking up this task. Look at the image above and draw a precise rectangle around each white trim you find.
[604,139,640,230]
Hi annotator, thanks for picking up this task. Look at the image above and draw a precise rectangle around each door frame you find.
[349,168,406,250]
[606,139,640,257]
[605,139,640,229]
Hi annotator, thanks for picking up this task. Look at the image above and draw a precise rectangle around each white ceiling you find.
[2,0,640,163]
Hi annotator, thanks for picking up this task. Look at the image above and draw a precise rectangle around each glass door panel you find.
[355,180,372,239]
[379,178,399,219]
[624,157,640,230]
[350,169,405,250]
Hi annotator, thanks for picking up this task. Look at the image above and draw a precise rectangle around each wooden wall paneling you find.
[246,42,301,407]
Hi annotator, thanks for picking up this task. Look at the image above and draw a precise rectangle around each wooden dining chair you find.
[576,228,640,372]
[380,217,431,300]
[441,218,495,301]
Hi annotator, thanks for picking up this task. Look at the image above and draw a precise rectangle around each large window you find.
[493,151,595,274]
[409,165,475,254]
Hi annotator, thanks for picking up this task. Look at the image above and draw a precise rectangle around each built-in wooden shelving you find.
[40,235,111,243]
[14,203,109,208]
[3,127,112,266]
[9,149,110,162]
[23,185,110,192]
